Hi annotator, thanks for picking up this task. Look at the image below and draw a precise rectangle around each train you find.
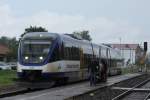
[17,32,123,87]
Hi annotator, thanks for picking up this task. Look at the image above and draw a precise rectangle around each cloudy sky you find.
[0,0,150,44]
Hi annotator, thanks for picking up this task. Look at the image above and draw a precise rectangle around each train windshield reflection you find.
[21,39,52,64]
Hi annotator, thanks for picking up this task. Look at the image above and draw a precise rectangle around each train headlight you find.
[40,34,43,37]
[25,56,29,60]
[39,56,43,60]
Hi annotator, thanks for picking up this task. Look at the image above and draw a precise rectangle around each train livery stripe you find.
[18,60,81,72]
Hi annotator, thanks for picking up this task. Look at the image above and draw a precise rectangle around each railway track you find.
[112,78,150,100]
[0,79,87,98]
[0,87,44,98]
[0,73,147,99]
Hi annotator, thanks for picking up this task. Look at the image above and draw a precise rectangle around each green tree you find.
[0,37,18,61]
[21,26,48,37]
[73,30,92,41]
[0,36,9,45]
[7,37,18,60]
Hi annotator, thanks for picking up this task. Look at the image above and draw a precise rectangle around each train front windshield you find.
[20,34,57,64]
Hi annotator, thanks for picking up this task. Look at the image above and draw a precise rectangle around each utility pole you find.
[119,37,122,56]
[144,42,148,72]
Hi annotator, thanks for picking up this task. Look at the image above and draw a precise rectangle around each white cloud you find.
[0,4,144,44]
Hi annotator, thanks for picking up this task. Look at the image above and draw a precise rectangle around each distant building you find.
[108,44,139,67]
[0,44,10,62]
[135,45,145,65]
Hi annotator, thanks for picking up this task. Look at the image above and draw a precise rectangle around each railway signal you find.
[144,42,148,52]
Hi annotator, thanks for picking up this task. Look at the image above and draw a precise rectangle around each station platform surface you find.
[1,73,141,100]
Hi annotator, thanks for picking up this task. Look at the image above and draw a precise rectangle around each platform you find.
[1,73,141,100]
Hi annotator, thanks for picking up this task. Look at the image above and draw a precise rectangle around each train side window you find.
[64,47,68,60]
[69,47,73,60]
[77,47,80,60]
[71,46,79,60]
[73,47,76,60]
[72,47,75,60]
[50,44,60,62]
[60,43,64,60]
[66,47,70,60]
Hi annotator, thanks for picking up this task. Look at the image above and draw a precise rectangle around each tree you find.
[7,37,18,60]
[0,36,18,61]
[0,36,9,45]
[73,30,92,41]
[21,26,48,37]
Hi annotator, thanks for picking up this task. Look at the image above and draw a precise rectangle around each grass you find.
[121,67,132,74]
[0,70,17,86]
[121,65,140,74]
[0,66,142,86]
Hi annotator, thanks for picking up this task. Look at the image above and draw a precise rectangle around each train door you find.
[79,48,84,80]
[101,48,109,82]
[96,46,102,82]
[107,49,111,69]
[107,49,112,75]
[98,47,108,82]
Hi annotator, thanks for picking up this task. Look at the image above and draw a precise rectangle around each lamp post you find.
[119,37,121,56]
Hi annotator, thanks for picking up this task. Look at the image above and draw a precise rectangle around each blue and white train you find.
[17,32,123,87]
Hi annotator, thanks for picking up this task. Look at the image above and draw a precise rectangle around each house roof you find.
[0,44,10,55]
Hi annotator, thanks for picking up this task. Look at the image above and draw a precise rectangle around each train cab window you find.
[21,40,53,64]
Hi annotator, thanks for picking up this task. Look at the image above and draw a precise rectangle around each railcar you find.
[17,32,123,87]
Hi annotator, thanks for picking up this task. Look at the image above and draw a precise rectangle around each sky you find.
[0,0,150,44]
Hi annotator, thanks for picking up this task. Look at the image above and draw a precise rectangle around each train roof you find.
[22,32,58,39]
[23,32,120,49]
[21,32,123,60]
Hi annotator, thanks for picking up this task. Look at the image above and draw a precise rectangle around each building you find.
[109,44,139,67]
[135,45,145,65]
[0,44,10,61]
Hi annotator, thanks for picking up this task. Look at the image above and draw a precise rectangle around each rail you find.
[144,92,150,100]
[112,79,150,100]
[112,78,150,100]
